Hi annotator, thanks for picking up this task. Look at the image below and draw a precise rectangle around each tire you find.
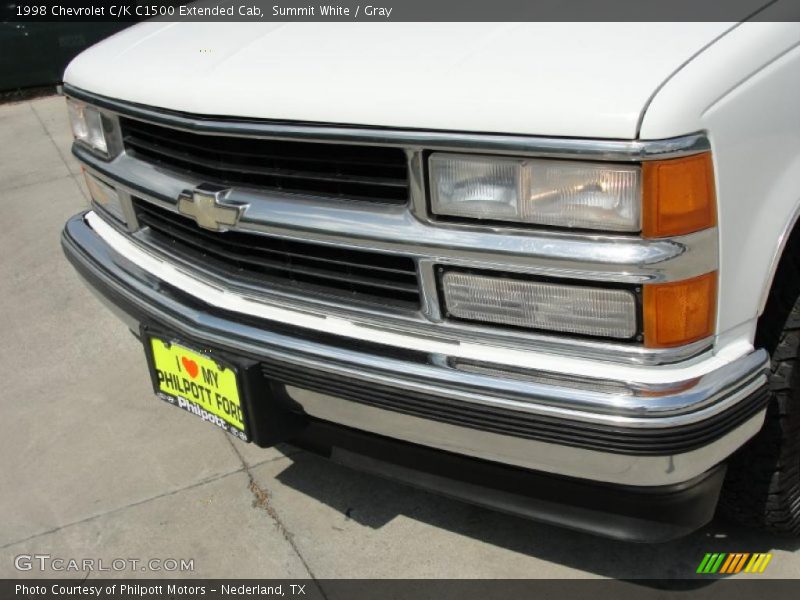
[718,243,800,534]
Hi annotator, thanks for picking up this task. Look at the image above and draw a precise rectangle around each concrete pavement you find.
[1,95,798,582]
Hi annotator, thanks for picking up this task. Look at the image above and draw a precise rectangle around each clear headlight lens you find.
[442,271,637,339]
[67,99,108,155]
[430,153,641,231]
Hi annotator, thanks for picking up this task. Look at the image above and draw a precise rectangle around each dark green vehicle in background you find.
[0,18,128,93]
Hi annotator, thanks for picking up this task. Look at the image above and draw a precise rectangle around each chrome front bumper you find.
[62,211,769,489]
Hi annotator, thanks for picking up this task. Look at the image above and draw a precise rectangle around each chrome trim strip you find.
[64,212,767,426]
[406,148,427,219]
[289,388,764,487]
[417,259,444,323]
[64,84,710,162]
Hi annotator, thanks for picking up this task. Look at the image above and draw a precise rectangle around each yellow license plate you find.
[148,337,248,441]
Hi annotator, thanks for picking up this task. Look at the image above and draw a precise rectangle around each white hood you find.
[65,22,734,139]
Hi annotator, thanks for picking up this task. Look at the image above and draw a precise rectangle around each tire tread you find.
[719,234,800,534]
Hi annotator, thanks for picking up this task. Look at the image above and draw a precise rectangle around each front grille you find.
[134,199,421,309]
[120,118,409,203]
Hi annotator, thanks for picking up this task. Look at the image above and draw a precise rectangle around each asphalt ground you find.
[1,95,799,582]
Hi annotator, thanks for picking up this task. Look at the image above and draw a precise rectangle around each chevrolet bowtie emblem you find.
[177,186,242,232]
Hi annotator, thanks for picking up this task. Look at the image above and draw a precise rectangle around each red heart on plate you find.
[181,356,199,379]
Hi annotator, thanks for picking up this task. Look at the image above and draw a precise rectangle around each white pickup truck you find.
[61,19,800,542]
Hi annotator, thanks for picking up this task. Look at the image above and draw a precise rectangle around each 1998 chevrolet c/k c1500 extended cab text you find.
[60,17,800,541]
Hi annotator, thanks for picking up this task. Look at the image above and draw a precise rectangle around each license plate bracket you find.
[142,328,251,442]
[140,324,309,447]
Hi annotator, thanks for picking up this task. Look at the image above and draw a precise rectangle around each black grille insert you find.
[121,118,409,203]
[134,199,421,309]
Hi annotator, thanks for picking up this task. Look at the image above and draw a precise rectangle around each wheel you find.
[719,242,800,534]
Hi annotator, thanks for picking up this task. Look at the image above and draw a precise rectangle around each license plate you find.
[146,336,249,441]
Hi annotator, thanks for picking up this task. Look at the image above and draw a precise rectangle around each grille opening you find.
[134,199,421,310]
[155,283,428,362]
[121,118,409,204]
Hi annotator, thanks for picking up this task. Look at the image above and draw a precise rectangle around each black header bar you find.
[3,0,800,23]
[5,579,800,600]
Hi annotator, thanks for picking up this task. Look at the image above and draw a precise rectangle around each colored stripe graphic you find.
[733,553,750,573]
[744,553,773,573]
[720,554,736,573]
[697,552,771,574]
[697,553,726,574]
[696,553,714,573]
[759,554,773,572]
[719,553,750,574]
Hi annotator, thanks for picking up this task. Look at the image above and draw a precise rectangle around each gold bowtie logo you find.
[177,186,242,232]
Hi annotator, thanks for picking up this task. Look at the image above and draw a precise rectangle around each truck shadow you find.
[272,449,800,584]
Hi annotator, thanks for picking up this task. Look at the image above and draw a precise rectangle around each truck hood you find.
[65,22,736,139]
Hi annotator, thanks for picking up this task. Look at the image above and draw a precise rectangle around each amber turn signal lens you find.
[643,272,716,348]
[642,152,716,238]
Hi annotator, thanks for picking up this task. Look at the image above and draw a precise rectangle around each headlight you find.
[430,153,641,232]
[67,99,108,155]
[441,271,638,339]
